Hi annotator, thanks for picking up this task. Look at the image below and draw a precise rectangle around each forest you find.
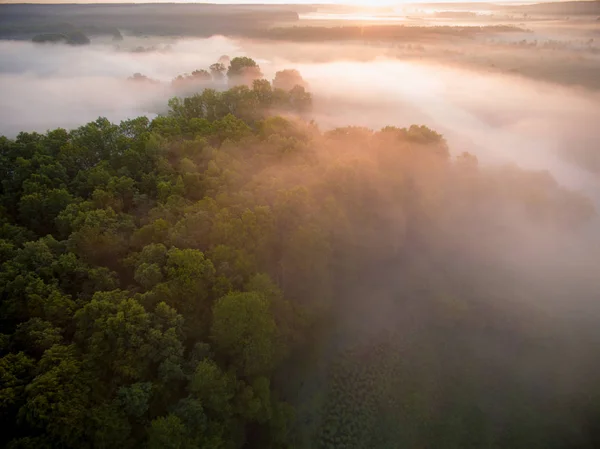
[1,56,600,449]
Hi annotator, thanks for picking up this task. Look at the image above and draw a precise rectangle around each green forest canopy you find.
[1,66,599,449]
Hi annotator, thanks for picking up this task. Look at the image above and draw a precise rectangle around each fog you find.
[1,36,599,201]
[3,22,600,449]
[0,37,240,132]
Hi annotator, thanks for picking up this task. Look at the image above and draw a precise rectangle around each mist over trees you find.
[227,57,264,87]
[273,70,308,92]
[1,59,600,449]
[162,58,311,113]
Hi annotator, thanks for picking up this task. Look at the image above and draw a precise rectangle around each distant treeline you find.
[0,3,301,40]
[414,1,600,15]
[32,31,91,46]
[1,3,527,43]
[254,24,528,43]
[1,1,598,43]
[509,0,600,16]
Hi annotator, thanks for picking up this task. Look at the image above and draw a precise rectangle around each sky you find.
[0,1,424,3]
[0,0,568,4]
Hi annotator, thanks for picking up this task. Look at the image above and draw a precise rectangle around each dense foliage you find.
[1,76,599,449]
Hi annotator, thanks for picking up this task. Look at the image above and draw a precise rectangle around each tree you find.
[117,382,153,418]
[128,73,159,85]
[253,79,273,107]
[189,359,236,416]
[227,57,263,87]
[211,292,278,377]
[148,414,191,449]
[86,402,131,449]
[12,318,62,357]
[74,291,185,384]
[288,85,312,113]
[65,207,135,269]
[140,248,216,338]
[191,69,212,82]
[210,63,227,81]
[66,30,91,45]
[0,352,35,416]
[273,69,308,91]
[18,345,90,447]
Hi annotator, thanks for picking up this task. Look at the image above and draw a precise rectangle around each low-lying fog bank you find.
[1,36,599,200]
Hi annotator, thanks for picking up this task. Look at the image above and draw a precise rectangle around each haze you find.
[2,34,599,196]
[1,2,600,449]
